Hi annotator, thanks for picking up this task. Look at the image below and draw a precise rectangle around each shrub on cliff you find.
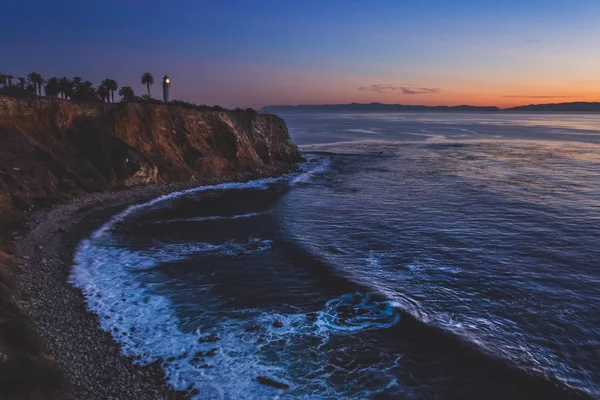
[167,99,229,112]
[136,95,163,104]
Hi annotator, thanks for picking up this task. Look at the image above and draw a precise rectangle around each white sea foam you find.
[153,211,269,224]
[71,235,400,398]
[91,177,283,239]
[291,157,331,184]
[71,237,284,399]
[345,128,380,135]
[406,261,461,275]
[449,127,478,135]
[71,157,406,399]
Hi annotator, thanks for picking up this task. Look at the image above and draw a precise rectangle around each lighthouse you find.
[162,75,170,103]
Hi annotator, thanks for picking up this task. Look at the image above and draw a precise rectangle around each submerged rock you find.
[272,320,283,328]
[205,348,217,357]
[305,312,318,322]
[198,333,220,343]
[256,376,289,390]
[190,352,204,366]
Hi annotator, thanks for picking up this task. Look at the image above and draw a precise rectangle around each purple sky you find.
[2,0,600,108]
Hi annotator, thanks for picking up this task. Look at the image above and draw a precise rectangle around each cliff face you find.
[0,96,302,220]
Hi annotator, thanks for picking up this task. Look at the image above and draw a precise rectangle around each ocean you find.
[71,112,600,399]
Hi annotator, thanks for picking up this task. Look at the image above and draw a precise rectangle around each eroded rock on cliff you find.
[0,96,303,219]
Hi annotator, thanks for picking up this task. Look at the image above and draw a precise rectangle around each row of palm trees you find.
[0,72,159,103]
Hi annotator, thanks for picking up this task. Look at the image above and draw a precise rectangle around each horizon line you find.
[260,101,600,110]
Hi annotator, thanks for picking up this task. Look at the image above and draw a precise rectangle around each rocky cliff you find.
[0,96,302,222]
[0,96,303,399]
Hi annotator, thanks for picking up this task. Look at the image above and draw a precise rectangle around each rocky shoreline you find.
[6,166,296,399]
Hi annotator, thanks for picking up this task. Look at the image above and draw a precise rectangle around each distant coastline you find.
[261,101,600,113]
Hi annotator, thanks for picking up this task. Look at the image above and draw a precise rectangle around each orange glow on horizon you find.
[170,60,600,109]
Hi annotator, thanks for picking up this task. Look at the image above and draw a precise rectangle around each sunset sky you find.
[2,0,600,108]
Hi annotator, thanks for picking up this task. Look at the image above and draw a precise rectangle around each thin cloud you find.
[510,38,542,49]
[358,84,440,95]
[402,87,440,95]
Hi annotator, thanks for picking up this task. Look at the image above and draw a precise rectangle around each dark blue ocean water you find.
[71,113,600,399]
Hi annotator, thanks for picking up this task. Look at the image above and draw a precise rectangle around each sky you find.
[1,0,600,108]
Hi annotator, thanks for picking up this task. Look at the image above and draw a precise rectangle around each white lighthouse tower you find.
[162,75,171,103]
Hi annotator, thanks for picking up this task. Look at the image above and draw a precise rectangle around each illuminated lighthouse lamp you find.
[162,75,171,103]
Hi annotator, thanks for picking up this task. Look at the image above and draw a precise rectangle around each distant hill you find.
[261,101,600,113]
[261,102,500,113]
[505,102,600,112]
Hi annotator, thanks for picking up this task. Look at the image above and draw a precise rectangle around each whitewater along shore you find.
[0,96,302,399]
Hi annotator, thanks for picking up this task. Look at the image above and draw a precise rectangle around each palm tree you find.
[101,79,111,102]
[81,80,95,93]
[118,86,135,101]
[6,75,14,87]
[111,79,119,103]
[70,80,97,101]
[0,73,6,88]
[26,83,36,96]
[27,72,43,96]
[58,77,71,99]
[45,77,59,98]
[71,76,83,96]
[17,77,25,90]
[98,84,110,103]
[83,81,98,101]
[101,79,118,103]
[141,72,154,97]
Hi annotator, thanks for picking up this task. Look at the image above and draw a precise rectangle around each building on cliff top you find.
[162,75,170,103]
